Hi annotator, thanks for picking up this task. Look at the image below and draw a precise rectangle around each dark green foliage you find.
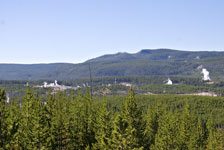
[122,88,145,148]
[206,128,224,150]
[111,114,141,150]
[18,87,40,149]
[93,98,112,150]
[143,106,160,149]
[0,90,20,149]
[0,90,11,149]
[151,109,180,149]
[1,49,224,80]
[0,88,224,149]
[110,88,145,149]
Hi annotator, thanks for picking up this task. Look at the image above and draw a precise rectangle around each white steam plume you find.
[6,93,10,103]
[201,68,211,81]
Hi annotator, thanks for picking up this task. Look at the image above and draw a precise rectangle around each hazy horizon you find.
[1,0,224,64]
[1,48,224,65]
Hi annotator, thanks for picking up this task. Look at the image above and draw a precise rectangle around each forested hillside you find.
[0,88,223,149]
[1,49,224,80]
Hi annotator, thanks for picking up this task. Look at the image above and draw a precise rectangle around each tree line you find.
[0,88,223,149]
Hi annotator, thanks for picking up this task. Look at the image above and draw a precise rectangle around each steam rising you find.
[6,93,10,103]
[201,68,211,81]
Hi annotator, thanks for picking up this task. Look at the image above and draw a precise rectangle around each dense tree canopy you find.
[0,88,223,149]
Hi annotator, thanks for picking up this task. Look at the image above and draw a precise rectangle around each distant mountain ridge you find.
[1,49,224,80]
[87,49,224,62]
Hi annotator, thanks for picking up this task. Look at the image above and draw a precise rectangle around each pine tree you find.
[124,88,145,148]
[151,108,180,150]
[83,87,96,149]
[143,105,159,149]
[6,99,20,149]
[111,88,144,149]
[0,89,12,149]
[68,90,88,149]
[68,88,96,149]
[206,117,224,150]
[18,87,38,149]
[111,114,139,150]
[206,128,224,150]
[52,92,70,149]
[35,94,54,150]
[178,104,196,149]
[71,89,75,100]
[17,88,53,149]
[187,118,205,150]
[67,90,82,149]
[93,97,112,150]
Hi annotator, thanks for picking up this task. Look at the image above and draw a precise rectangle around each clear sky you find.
[0,0,224,64]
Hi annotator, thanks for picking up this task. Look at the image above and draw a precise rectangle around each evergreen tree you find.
[93,97,112,150]
[124,88,145,148]
[178,104,196,149]
[0,89,13,149]
[151,109,180,150]
[1,86,224,149]
[42,91,58,149]
[111,114,140,150]
[206,117,224,150]
[143,105,159,149]
[52,92,70,149]
[35,94,55,150]
[188,118,206,150]
[68,88,96,149]
[206,128,224,150]
[83,87,96,149]
[67,90,83,149]
[6,99,20,149]
[111,88,144,149]
[18,87,40,149]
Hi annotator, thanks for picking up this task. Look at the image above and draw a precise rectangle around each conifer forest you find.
[0,87,223,150]
[2,0,224,149]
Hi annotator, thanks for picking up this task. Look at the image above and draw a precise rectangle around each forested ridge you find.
[1,49,224,80]
[0,88,224,149]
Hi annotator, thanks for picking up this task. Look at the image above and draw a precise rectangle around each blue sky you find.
[0,0,224,64]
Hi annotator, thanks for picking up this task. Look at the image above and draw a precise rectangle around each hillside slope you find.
[0,49,224,80]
